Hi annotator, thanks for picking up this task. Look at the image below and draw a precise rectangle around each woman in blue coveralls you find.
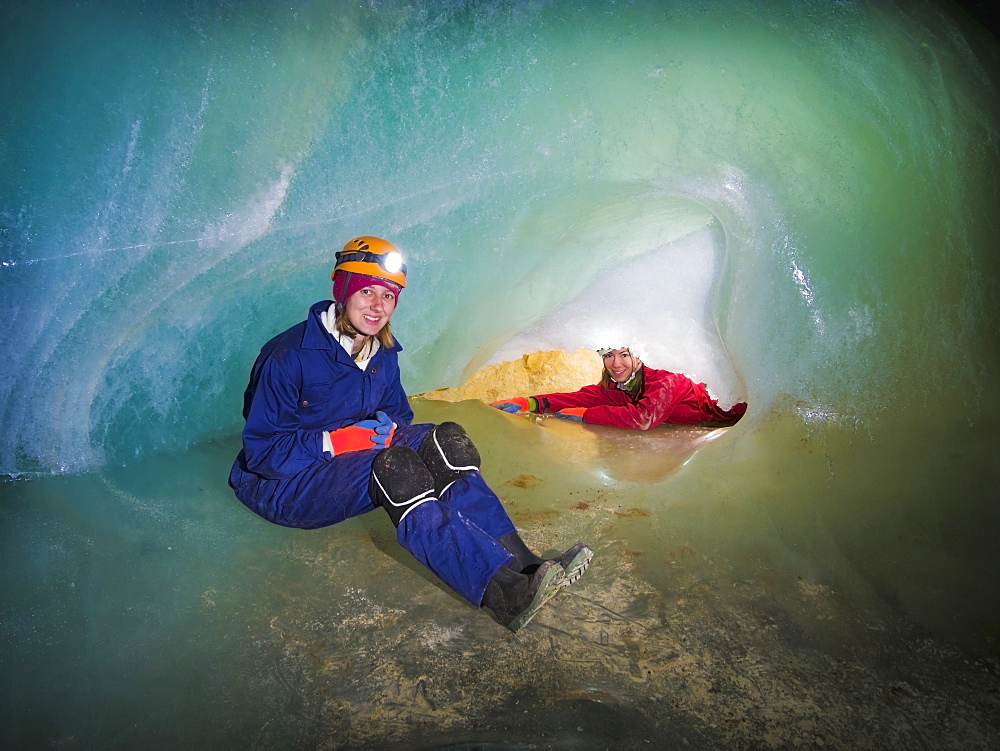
[229,236,592,631]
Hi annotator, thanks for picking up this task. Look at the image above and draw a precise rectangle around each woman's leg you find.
[409,422,592,582]
[366,440,514,606]
[411,422,517,539]
[370,444,563,630]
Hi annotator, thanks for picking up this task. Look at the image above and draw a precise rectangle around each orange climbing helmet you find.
[332,236,407,288]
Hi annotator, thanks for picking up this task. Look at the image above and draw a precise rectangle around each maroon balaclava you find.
[332,271,402,307]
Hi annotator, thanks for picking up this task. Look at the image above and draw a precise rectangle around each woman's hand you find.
[370,411,396,448]
[490,396,535,413]
[328,411,395,455]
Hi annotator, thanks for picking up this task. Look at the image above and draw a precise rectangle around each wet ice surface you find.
[2,401,998,749]
[258,534,998,750]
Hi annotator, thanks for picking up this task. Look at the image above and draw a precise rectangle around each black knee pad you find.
[417,422,481,493]
[369,446,437,527]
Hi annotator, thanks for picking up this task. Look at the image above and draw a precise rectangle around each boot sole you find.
[507,562,565,632]
[558,545,594,587]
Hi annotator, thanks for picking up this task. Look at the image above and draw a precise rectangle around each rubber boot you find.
[498,531,546,574]
[481,560,565,632]
[499,532,593,587]
[417,421,481,495]
[369,446,437,527]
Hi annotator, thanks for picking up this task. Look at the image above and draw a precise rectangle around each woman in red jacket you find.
[491,347,746,430]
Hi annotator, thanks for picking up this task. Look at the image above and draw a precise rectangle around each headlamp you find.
[335,249,408,276]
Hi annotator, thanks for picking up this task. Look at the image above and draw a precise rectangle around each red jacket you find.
[533,365,746,430]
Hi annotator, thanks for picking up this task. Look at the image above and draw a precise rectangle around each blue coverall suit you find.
[229,301,516,607]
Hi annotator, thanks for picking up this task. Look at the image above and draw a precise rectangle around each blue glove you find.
[490,396,534,413]
[370,411,396,448]
[552,407,586,421]
[493,402,522,413]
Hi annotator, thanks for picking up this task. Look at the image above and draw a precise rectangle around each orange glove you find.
[328,411,395,456]
[553,407,586,421]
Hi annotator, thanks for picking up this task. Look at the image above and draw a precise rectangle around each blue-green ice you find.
[2,1,999,747]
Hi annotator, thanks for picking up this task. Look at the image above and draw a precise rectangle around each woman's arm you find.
[578,372,692,430]
[532,384,611,412]
[241,356,329,479]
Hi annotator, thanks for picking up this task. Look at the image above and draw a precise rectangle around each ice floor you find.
[2,399,998,749]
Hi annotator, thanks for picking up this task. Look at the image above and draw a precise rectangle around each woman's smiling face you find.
[602,348,638,382]
[345,284,397,336]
